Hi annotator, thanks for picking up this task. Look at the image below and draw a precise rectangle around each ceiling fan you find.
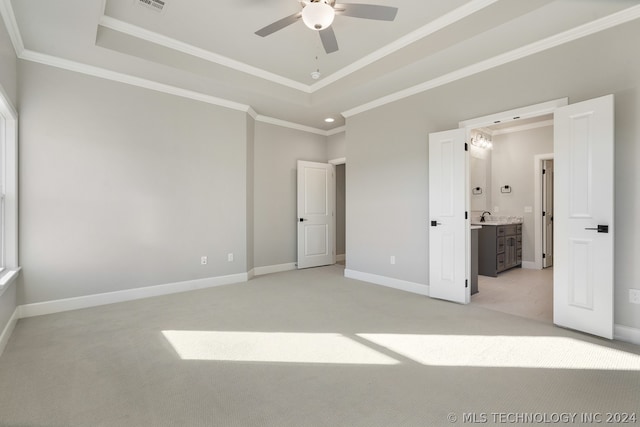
[255,0,398,54]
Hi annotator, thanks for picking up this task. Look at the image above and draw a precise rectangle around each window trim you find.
[0,83,19,293]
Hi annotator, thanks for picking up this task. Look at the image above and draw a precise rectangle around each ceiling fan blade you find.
[319,27,339,54]
[334,3,398,21]
[255,12,302,37]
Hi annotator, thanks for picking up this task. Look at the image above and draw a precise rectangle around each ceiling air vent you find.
[135,0,167,13]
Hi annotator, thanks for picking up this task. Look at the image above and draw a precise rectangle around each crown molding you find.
[310,0,498,91]
[99,16,311,93]
[326,126,346,136]
[19,50,333,135]
[255,115,331,136]
[100,1,499,95]
[0,0,24,56]
[342,4,640,118]
[20,49,252,112]
[8,2,639,137]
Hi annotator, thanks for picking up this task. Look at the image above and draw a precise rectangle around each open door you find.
[542,159,554,268]
[553,95,614,339]
[428,128,469,303]
[297,161,335,269]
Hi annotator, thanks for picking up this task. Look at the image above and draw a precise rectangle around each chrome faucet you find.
[480,211,491,222]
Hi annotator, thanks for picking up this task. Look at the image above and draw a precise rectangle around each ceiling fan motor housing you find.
[302,0,335,31]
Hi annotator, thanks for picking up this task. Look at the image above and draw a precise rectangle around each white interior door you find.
[428,128,469,304]
[553,95,614,339]
[297,161,335,269]
[542,159,554,268]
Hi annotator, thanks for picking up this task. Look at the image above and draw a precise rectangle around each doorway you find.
[468,117,555,323]
[335,163,346,265]
[429,96,615,338]
[542,159,554,268]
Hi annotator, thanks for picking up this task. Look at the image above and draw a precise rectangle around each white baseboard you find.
[19,272,248,318]
[344,269,429,296]
[614,324,640,345]
[336,254,346,262]
[254,262,297,276]
[0,307,19,357]
[521,261,538,269]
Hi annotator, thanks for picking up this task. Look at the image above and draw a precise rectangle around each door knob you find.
[299,218,308,222]
[430,221,442,227]
[584,224,608,233]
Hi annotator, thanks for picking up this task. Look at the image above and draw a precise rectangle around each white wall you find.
[491,126,554,262]
[253,122,327,268]
[346,20,640,330]
[18,61,251,304]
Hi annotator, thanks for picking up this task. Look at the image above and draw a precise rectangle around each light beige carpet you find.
[0,265,638,426]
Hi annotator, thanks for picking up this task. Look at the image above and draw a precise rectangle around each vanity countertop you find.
[471,215,523,226]
[471,221,522,226]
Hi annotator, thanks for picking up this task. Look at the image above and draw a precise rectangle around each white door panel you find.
[297,161,335,269]
[554,95,614,339]
[429,128,469,304]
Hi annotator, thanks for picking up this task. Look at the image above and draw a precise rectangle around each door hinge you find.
[465,143,469,151]
[543,169,546,175]
[543,253,546,259]
[542,211,546,217]
[465,211,468,220]
[465,279,468,288]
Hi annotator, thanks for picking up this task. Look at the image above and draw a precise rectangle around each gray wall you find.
[470,144,492,212]
[346,20,640,330]
[246,116,255,272]
[0,17,17,106]
[0,16,18,341]
[491,126,554,262]
[327,131,346,160]
[347,108,431,285]
[18,61,250,304]
[253,122,327,267]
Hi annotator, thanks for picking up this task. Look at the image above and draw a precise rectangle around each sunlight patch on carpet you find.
[357,334,640,370]
[162,331,400,365]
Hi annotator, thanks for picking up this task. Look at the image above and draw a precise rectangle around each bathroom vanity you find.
[476,222,522,277]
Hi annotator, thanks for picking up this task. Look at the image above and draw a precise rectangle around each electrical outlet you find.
[629,289,640,304]
[200,256,208,265]
[227,253,234,262]
[390,255,396,265]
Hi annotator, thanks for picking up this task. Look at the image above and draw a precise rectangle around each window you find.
[0,84,19,290]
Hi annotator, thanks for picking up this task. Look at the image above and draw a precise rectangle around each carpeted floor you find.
[0,264,638,426]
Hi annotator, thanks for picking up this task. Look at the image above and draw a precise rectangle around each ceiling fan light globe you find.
[302,2,335,31]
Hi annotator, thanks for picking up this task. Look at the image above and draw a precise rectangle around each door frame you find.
[456,98,568,300]
[329,157,346,263]
[534,153,554,270]
[296,160,336,269]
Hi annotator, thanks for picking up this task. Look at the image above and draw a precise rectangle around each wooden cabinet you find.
[478,224,522,277]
